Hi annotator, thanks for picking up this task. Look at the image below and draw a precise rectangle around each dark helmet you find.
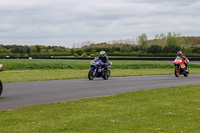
[99,51,106,56]
[177,51,182,57]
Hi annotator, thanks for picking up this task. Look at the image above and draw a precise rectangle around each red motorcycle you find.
[173,58,189,77]
[0,80,2,96]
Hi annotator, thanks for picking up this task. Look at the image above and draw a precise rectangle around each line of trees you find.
[72,32,200,57]
[0,45,71,57]
[1,32,200,58]
[73,32,200,57]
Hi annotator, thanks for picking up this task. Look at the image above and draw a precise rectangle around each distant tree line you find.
[1,32,200,58]
[0,45,71,57]
[73,32,200,57]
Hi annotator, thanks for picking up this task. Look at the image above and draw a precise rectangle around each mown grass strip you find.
[1,68,200,83]
[0,84,200,132]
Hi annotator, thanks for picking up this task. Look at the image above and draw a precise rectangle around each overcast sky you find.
[0,0,200,48]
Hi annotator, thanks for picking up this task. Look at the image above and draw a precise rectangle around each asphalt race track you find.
[1,74,200,110]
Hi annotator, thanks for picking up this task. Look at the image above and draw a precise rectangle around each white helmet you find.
[177,51,182,57]
[100,51,105,56]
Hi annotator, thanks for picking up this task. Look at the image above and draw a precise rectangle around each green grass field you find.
[0,84,200,132]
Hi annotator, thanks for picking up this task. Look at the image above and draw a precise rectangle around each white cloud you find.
[0,0,200,47]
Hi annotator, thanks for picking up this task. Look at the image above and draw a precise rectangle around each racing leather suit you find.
[98,55,109,70]
[177,54,189,71]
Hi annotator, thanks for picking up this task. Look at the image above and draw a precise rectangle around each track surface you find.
[1,74,200,110]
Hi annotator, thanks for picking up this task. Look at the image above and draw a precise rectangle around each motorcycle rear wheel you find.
[0,80,3,96]
[174,67,180,77]
[88,69,95,80]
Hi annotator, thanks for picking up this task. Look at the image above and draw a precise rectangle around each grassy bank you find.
[0,84,200,132]
[1,59,200,70]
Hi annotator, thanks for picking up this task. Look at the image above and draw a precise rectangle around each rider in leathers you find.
[98,51,109,70]
[177,51,189,72]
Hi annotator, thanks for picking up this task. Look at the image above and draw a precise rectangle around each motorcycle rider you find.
[98,51,109,70]
[0,64,3,71]
[177,51,189,72]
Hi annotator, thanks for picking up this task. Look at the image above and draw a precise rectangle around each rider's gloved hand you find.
[184,61,189,64]
[100,62,105,65]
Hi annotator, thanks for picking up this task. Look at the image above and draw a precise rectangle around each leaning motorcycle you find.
[173,58,189,77]
[0,64,3,96]
[88,57,112,80]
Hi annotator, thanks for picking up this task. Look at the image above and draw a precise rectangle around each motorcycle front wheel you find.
[88,69,95,80]
[184,72,189,77]
[174,67,180,77]
[0,80,3,96]
[184,68,189,77]
[103,70,110,80]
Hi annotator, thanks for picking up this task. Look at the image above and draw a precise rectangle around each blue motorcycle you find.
[0,64,3,96]
[88,57,112,80]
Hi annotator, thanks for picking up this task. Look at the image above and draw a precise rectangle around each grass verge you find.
[0,84,200,132]
[1,68,200,83]
[1,59,200,70]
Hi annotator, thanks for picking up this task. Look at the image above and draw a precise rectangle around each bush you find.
[81,53,88,57]
[74,53,79,57]
[90,54,95,57]
[95,52,99,57]
[23,54,29,57]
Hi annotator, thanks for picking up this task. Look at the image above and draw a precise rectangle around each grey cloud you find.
[0,0,200,47]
